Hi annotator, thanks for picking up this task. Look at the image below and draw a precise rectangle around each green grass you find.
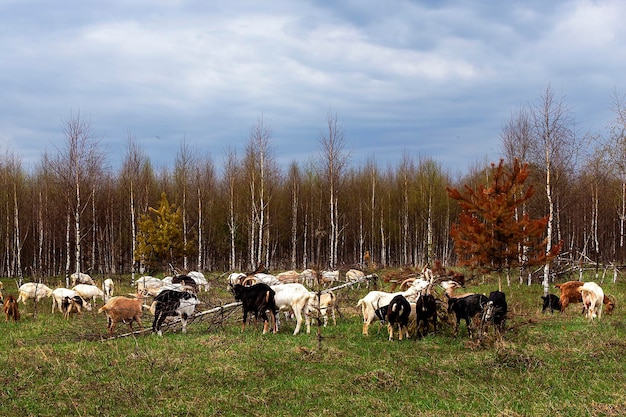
[1,275,625,416]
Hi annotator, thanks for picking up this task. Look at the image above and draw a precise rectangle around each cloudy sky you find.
[1,0,625,176]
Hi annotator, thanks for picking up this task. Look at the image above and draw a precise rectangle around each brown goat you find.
[4,294,20,322]
[555,281,615,314]
[97,294,144,334]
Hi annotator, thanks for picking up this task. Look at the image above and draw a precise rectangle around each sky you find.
[1,0,626,177]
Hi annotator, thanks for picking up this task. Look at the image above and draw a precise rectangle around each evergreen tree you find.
[447,159,560,280]
[135,192,195,272]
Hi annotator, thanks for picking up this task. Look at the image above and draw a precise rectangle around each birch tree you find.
[51,112,105,286]
[529,86,578,295]
[318,111,349,269]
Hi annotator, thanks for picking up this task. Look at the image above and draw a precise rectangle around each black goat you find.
[415,294,437,338]
[446,293,488,338]
[385,294,411,341]
[481,291,507,335]
[231,283,278,334]
[541,293,561,314]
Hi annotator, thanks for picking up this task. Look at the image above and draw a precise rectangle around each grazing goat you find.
[71,272,95,286]
[414,293,438,338]
[541,294,561,313]
[482,291,507,335]
[103,278,114,302]
[271,283,313,335]
[305,291,337,334]
[556,281,615,314]
[446,293,488,338]
[72,284,105,306]
[276,270,302,284]
[357,279,428,335]
[52,288,79,314]
[346,269,367,288]
[320,270,340,287]
[386,294,411,341]
[300,269,317,288]
[151,289,200,336]
[187,271,210,292]
[16,283,53,305]
[135,276,166,295]
[4,294,20,322]
[62,295,92,319]
[230,283,278,334]
[98,294,145,335]
[579,282,604,320]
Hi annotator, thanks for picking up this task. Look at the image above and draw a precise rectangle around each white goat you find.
[305,291,337,334]
[103,278,114,302]
[357,279,429,335]
[135,276,166,295]
[271,283,314,335]
[52,288,78,314]
[187,271,210,292]
[579,281,605,320]
[71,272,95,286]
[227,273,247,286]
[346,269,366,288]
[16,282,53,305]
[72,284,105,306]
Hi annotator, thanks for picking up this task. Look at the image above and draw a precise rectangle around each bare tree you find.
[318,111,349,269]
[50,111,105,286]
[529,86,579,294]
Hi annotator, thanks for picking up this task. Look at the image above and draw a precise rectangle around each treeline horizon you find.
[2,85,626,282]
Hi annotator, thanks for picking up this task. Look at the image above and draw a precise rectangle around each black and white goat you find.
[481,291,507,336]
[151,289,200,336]
[385,294,411,341]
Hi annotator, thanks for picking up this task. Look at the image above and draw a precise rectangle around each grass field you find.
[1,273,625,417]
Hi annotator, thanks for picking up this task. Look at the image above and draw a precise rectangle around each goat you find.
[271,283,314,335]
[276,270,302,284]
[357,279,428,335]
[151,289,200,336]
[305,291,337,334]
[71,272,95,286]
[556,281,615,315]
[187,271,210,292]
[414,293,438,338]
[230,283,278,334]
[4,294,20,322]
[170,274,199,293]
[386,294,411,341]
[103,278,114,302]
[52,288,79,314]
[346,269,367,288]
[300,269,317,288]
[62,295,92,319]
[446,293,488,338]
[481,291,507,335]
[0,281,4,302]
[97,294,145,335]
[16,283,53,305]
[72,284,105,306]
[541,294,561,313]
[135,276,166,295]
[579,282,604,320]
[320,270,340,287]
[227,272,247,286]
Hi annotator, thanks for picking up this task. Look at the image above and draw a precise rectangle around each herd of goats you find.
[0,264,617,342]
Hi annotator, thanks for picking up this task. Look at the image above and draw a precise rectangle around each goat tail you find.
[265,291,270,304]
[356,298,363,308]
[97,305,107,314]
